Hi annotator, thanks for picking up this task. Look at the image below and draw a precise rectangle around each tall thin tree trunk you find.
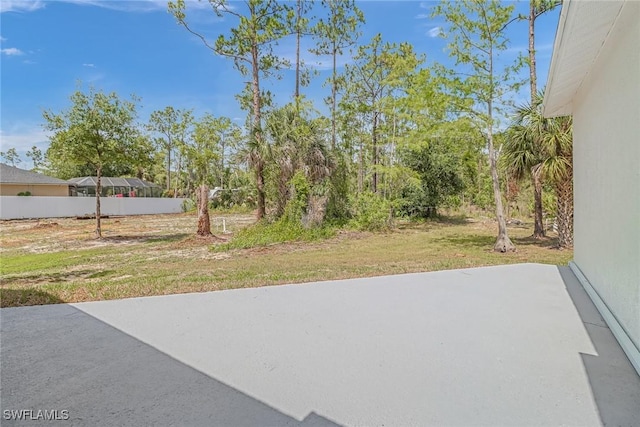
[295,0,301,101]
[358,138,364,193]
[488,46,515,252]
[532,166,545,238]
[555,172,574,249]
[372,110,379,194]
[488,136,514,252]
[331,43,337,150]
[256,160,266,220]
[166,149,171,192]
[528,3,537,101]
[251,40,266,220]
[529,3,545,239]
[196,184,212,236]
[95,166,102,239]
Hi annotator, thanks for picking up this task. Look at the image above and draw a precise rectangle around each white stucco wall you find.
[571,3,640,354]
[0,196,185,220]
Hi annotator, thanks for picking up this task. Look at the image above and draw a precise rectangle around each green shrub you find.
[17,191,32,196]
[181,198,196,213]
[348,192,394,231]
[214,218,335,252]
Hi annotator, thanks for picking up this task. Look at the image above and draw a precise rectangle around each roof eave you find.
[542,0,572,118]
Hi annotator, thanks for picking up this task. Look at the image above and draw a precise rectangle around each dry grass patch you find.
[0,213,571,307]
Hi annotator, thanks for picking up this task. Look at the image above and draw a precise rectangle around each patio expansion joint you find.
[583,321,609,329]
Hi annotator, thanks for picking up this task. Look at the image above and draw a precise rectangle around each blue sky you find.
[0,0,561,168]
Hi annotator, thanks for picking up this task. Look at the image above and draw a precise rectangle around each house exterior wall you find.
[571,3,640,354]
[0,184,69,197]
[0,196,185,219]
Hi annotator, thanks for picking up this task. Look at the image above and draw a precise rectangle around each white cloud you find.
[1,47,24,56]
[428,27,443,38]
[0,0,45,13]
[55,0,214,13]
[83,63,96,68]
[0,36,6,42]
[0,127,50,152]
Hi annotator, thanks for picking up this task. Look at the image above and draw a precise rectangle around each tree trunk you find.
[251,40,266,220]
[372,110,379,194]
[256,160,266,220]
[488,46,515,253]
[95,166,102,239]
[488,136,515,252]
[295,0,301,100]
[529,3,546,241]
[532,166,545,238]
[196,184,212,236]
[166,148,171,192]
[528,3,537,101]
[357,138,364,193]
[555,172,574,249]
[331,43,337,151]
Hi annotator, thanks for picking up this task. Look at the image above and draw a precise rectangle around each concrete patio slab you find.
[2,263,639,426]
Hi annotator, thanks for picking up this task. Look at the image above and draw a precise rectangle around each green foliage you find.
[398,142,465,218]
[181,198,196,213]
[43,86,142,181]
[348,192,393,231]
[214,218,334,252]
[1,148,21,167]
[283,171,310,223]
[17,191,32,196]
[326,153,351,222]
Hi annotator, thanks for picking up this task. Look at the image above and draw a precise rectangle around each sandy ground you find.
[0,212,255,255]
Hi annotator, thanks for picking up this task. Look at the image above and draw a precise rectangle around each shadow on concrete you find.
[0,304,341,426]
[557,266,640,426]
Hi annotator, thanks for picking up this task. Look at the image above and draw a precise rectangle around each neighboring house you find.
[0,164,72,196]
[68,176,162,198]
[544,0,639,374]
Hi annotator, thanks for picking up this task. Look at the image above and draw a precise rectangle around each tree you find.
[265,102,333,222]
[523,0,561,238]
[399,140,465,218]
[146,106,193,195]
[26,146,44,171]
[311,0,364,150]
[43,87,140,238]
[340,34,422,194]
[169,0,292,220]
[433,0,523,252]
[293,0,315,102]
[188,114,241,235]
[503,92,573,248]
[1,148,21,167]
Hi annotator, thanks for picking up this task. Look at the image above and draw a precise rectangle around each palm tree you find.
[503,92,573,248]
[265,103,334,224]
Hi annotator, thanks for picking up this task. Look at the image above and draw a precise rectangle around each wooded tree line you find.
[17,0,571,248]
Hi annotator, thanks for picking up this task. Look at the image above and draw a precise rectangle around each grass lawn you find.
[0,213,572,308]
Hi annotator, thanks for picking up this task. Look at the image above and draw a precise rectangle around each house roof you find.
[543,0,626,117]
[0,163,71,186]
[68,176,160,188]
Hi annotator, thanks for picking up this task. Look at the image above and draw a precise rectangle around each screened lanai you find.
[68,177,162,198]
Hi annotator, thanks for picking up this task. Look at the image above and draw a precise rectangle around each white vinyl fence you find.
[0,196,185,220]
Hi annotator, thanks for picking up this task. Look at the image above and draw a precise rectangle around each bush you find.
[214,218,334,252]
[17,191,32,196]
[181,198,196,213]
[348,192,393,231]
